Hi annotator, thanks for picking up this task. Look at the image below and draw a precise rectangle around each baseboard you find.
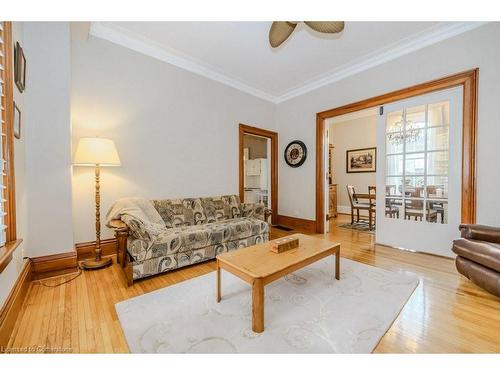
[31,251,78,280]
[0,259,32,347]
[276,215,317,233]
[75,238,117,260]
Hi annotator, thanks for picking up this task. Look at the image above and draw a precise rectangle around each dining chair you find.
[426,185,445,223]
[404,187,438,222]
[384,185,400,219]
[346,185,376,230]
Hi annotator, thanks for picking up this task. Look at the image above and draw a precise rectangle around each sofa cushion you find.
[201,195,242,222]
[452,238,500,272]
[128,217,268,261]
[152,195,242,228]
[152,197,206,228]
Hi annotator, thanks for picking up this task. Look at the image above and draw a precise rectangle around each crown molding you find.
[274,22,487,103]
[89,22,487,105]
[89,22,276,103]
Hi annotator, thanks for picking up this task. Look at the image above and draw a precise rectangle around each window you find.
[385,101,450,224]
[0,21,17,248]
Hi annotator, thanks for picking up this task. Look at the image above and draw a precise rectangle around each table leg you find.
[216,260,221,303]
[252,278,264,333]
[335,250,340,280]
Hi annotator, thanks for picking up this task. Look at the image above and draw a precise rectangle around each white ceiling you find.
[89,22,485,103]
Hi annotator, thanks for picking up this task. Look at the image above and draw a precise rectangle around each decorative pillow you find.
[221,195,242,219]
[201,197,229,223]
[153,198,206,228]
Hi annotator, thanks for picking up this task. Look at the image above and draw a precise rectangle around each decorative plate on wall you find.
[284,140,307,167]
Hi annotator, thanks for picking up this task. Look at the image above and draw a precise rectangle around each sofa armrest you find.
[241,202,269,222]
[459,224,500,244]
[264,208,272,223]
[109,219,128,232]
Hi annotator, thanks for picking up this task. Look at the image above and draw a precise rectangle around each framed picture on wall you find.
[346,147,376,173]
[14,42,26,93]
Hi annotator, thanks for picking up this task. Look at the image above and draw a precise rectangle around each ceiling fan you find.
[269,21,345,48]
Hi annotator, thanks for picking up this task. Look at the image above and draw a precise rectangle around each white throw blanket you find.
[106,197,166,240]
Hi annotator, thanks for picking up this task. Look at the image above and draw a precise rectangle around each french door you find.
[376,87,463,257]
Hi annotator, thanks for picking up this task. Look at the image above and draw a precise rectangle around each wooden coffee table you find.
[216,233,340,333]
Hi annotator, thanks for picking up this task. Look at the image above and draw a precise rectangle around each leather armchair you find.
[452,224,500,297]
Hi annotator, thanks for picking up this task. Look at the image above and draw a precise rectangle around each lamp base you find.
[80,257,113,270]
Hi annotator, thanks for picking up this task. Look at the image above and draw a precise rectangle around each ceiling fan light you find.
[269,21,297,48]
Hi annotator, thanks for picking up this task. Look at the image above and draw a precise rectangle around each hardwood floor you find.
[4,214,500,353]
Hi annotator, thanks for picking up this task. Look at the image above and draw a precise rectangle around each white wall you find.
[23,22,74,257]
[71,36,275,243]
[3,23,500,304]
[276,23,500,226]
[0,22,29,307]
[328,115,377,213]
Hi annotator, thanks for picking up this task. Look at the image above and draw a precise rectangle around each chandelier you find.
[387,119,422,145]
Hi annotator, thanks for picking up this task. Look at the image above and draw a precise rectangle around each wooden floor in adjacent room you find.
[5,214,500,353]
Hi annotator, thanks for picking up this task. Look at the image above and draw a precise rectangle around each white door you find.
[376,87,463,257]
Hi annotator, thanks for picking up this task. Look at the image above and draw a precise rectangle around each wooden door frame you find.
[239,124,278,224]
[316,68,478,233]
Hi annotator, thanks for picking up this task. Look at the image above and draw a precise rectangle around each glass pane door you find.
[385,101,450,224]
[376,87,462,257]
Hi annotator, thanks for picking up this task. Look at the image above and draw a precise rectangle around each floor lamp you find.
[73,137,121,270]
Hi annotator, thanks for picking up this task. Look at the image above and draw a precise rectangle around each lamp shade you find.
[73,137,121,166]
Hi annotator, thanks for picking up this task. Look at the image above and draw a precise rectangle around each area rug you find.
[116,258,418,353]
[338,221,375,234]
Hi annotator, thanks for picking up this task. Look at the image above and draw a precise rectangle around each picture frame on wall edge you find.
[14,101,21,139]
[14,41,26,93]
[346,147,376,173]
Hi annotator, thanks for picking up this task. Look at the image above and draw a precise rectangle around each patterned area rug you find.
[338,221,375,234]
[116,258,418,353]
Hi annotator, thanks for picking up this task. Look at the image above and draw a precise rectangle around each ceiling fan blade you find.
[269,21,297,48]
[304,21,345,34]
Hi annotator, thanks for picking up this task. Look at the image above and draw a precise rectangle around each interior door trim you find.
[239,123,278,224]
[315,68,478,233]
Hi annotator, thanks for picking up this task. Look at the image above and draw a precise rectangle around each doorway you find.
[239,124,278,224]
[317,69,477,234]
[316,69,478,256]
[325,108,378,234]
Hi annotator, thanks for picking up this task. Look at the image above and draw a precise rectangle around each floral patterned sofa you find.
[107,195,271,285]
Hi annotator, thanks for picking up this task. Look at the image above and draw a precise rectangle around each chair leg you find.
[369,211,373,230]
[356,209,360,222]
[351,208,354,224]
